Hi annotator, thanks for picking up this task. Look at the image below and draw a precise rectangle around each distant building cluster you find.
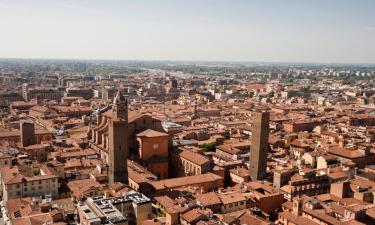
[0,60,374,225]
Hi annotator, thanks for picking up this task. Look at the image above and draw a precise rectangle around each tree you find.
[201,141,217,152]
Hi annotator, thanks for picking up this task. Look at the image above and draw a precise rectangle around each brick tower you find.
[20,121,36,147]
[108,91,129,184]
[249,111,269,180]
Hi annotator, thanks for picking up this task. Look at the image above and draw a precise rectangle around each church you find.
[87,91,169,184]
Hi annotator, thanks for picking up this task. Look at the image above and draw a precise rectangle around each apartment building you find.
[0,165,59,201]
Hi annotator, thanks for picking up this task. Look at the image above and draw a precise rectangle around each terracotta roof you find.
[151,173,223,190]
[103,109,146,123]
[279,211,319,225]
[196,192,221,206]
[219,192,246,205]
[154,195,185,214]
[229,167,250,178]
[30,106,52,113]
[67,178,102,197]
[328,146,365,159]
[137,129,168,138]
[237,211,272,225]
[0,166,57,185]
[142,219,164,225]
[179,150,210,166]
[12,213,53,225]
[180,209,208,223]
[5,197,35,219]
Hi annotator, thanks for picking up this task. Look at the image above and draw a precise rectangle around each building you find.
[283,120,321,133]
[20,120,36,147]
[316,154,341,170]
[2,197,71,225]
[0,92,23,107]
[150,173,224,194]
[67,178,104,199]
[229,167,251,184]
[0,126,52,144]
[0,152,12,168]
[65,87,93,99]
[22,83,63,102]
[280,171,330,201]
[170,149,211,176]
[136,129,169,179]
[0,165,59,201]
[169,78,178,89]
[54,106,92,118]
[88,103,163,162]
[21,144,48,162]
[249,111,270,181]
[77,192,152,225]
[108,91,129,184]
[278,194,372,225]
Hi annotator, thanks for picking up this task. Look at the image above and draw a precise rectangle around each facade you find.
[170,149,211,176]
[0,165,59,201]
[136,129,169,179]
[283,120,321,133]
[249,111,270,181]
[22,144,48,162]
[0,92,23,107]
[0,153,12,168]
[22,83,63,102]
[229,167,251,184]
[280,172,330,201]
[316,155,341,170]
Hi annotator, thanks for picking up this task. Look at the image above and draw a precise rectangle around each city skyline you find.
[0,0,375,64]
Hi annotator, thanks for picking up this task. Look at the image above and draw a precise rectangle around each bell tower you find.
[108,91,129,184]
[112,91,128,121]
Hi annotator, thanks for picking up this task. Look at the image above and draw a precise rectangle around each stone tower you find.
[108,91,129,184]
[249,111,269,181]
[20,121,36,147]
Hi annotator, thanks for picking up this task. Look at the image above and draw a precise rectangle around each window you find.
[16,191,21,196]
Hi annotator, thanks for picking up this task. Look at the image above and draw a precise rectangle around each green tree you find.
[201,141,217,152]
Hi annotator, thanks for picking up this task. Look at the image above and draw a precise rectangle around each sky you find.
[0,0,374,64]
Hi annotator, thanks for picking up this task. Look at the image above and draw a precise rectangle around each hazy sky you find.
[0,0,374,63]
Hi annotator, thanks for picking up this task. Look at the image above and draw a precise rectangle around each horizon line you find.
[0,57,374,66]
